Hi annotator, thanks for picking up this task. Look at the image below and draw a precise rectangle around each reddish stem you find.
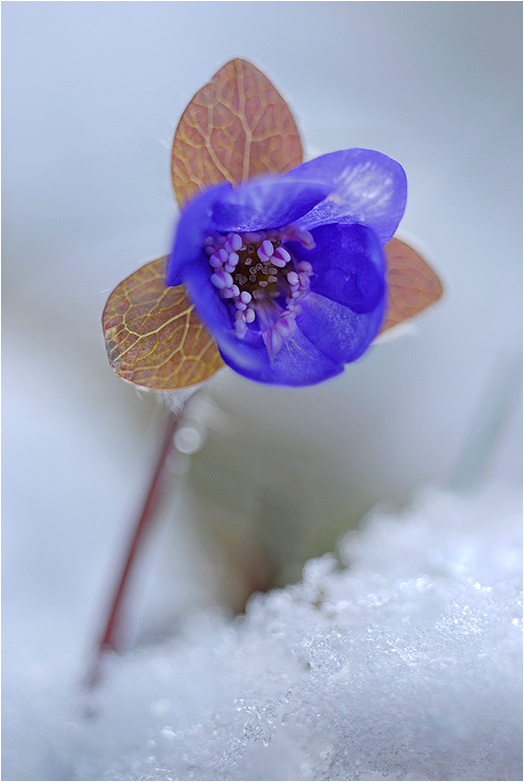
[86,410,181,688]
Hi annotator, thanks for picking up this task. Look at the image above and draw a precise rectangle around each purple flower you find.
[166,149,407,386]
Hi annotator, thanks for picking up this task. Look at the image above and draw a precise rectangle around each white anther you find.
[299,272,310,289]
[209,253,224,268]
[235,300,247,311]
[245,307,256,323]
[225,256,239,272]
[215,249,228,263]
[263,327,282,356]
[222,288,235,298]
[275,316,297,339]
[261,240,274,257]
[301,231,314,250]
[243,232,263,243]
[231,284,240,297]
[205,245,215,257]
[231,234,243,251]
[257,246,270,262]
[211,273,227,289]
[287,271,299,286]
[235,318,247,338]
[271,256,287,268]
[240,291,252,304]
[273,247,291,263]
[297,261,313,274]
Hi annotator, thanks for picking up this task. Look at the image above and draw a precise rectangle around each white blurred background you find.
[3,1,522,691]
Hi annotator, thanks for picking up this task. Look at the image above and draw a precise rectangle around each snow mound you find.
[4,486,522,781]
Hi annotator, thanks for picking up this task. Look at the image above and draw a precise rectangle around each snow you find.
[3,485,522,781]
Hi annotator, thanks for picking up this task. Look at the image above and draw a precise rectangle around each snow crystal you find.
[3,485,522,781]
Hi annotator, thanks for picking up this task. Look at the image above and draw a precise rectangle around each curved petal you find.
[296,290,386,365]
[216,326,344,387]
[166,183,232,286]
[289,223,386,314]
[181,254,342,386]
[287,149,407,245]
[211,177,329,233]
[180,251,236,340]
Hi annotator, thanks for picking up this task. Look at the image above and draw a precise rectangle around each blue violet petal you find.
[166,147,405,386]
[212,177,329,233]
[286,148,407,245]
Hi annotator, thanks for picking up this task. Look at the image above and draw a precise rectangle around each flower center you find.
[205,227,314,354]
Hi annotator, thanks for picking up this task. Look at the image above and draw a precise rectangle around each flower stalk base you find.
[86,410,181,688]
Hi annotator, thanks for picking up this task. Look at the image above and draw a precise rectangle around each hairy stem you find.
[86,409,181,688]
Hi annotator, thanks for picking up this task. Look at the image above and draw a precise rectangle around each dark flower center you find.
[231,233,286,302]
[205,227,314,354]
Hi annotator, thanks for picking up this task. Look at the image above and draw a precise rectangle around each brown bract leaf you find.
[380,237,443,333]
[103,258,224,390]
[172,58,303,206]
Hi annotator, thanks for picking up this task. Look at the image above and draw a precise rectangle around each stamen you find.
[299,272,310,289]
[224,233,242,253]
[224,252,239,273]
[275,316,297,339]
[216,249,229,264]
[210,272,227,290]
[271,256,287,269]
[206,226,314,355]
[273,247,291,263]
[297,261,313,274]
[261,240,274,257]
[235,322,247,338]
[263,327,282,357]
[281,226,315,250]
